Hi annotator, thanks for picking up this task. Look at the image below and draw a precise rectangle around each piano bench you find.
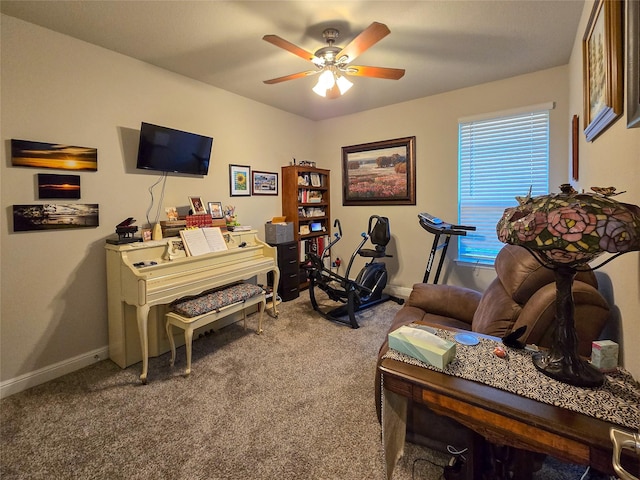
[165,283,266,376]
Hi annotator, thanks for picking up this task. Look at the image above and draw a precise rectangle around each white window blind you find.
[458,106,550,264]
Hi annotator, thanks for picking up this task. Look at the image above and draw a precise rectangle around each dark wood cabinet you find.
[268,241,299,301]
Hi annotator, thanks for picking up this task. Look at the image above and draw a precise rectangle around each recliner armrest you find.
[406,283,481,326]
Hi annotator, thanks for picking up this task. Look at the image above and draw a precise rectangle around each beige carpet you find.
[1,293,604,479]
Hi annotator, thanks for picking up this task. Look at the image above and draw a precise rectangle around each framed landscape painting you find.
[252,171,278,195]
[37,174,81,199]
[13,204,99,231]
[11,139,97,171]
[342,137,416,206]
[582,0,623,141]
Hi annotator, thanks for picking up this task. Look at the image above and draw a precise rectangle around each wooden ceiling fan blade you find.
[345,65,405,80]
[263,70,318,84]
[336,22,390,64]
[263,34,319,64]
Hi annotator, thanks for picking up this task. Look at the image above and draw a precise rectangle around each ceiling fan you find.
[262,22,405,99]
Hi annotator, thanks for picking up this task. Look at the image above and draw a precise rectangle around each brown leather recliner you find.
[375,244,611,465]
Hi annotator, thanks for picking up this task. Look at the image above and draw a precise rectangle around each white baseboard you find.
[0,346,109,399]
[385,284,412,299]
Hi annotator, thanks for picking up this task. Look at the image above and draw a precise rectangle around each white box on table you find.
[388,325,456,369]
[591,340,618,372]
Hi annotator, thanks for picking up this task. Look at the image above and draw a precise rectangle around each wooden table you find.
[379,356,639,480]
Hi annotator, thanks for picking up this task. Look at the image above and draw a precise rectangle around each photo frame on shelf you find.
[310,173,321,187]
[582,0,624,141]
[229,164,251,197]
[251,170,278,196]
[628,0,640,128]
[208,201,224,219]
[141,228,152,242]
[188,196,206,214]
[342,136,416,206]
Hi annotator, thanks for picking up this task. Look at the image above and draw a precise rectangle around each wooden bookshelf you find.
[281,165,331,288]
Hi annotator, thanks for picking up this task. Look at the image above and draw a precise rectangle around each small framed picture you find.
[310,173,321,187]
[37,173,81,199]
[252,170,278,195]
[229,164,251,197]
[208,201,224,219]
[188,196,206,214]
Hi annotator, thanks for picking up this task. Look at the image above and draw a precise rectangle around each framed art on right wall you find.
[627,0,640,128]
[582,0,624,141]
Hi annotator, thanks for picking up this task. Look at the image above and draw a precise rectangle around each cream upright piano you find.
[105,230,279,383]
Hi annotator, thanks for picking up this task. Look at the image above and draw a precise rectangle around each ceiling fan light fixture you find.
[335,74,353,95]
[312,69,336,97]
[312,68,352,98]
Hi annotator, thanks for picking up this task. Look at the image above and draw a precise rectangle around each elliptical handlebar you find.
[344,230,370,280]
[334,218,342,237]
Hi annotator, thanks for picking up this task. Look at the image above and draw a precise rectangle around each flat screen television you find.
[136,122,213,175]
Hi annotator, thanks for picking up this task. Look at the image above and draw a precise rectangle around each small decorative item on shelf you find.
[165,207,179,221]
[224,205,238,227]
[497,184,640,387]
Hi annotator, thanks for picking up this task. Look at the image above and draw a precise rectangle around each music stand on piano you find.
[418,212,476,284]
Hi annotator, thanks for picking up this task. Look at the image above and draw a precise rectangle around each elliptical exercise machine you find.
[304,215,404,329]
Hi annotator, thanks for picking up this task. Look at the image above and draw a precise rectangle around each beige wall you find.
[315,66,570,293]
[0,15,316,389]
[2,0,639,394]
[565,1,640,378]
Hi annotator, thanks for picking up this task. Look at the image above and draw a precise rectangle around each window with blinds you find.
[457,105,551,265]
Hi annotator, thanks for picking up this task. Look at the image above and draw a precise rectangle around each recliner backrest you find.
[495,245,598,305]
[472,245,609,356]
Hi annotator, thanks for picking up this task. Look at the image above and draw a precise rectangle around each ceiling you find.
[0,1,584,121]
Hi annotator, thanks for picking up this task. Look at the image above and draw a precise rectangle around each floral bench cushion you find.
[170,283,264,318]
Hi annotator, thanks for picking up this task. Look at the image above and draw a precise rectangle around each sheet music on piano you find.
[180,227,228,256]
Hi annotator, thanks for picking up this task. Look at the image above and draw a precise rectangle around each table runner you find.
[382,326,639,431]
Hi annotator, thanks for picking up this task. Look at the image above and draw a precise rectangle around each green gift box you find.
[388,325,456,369]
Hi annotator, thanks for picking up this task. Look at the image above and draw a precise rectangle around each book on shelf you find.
[299,235,331,264]
[179,227,228,256]
[299,189,323,204]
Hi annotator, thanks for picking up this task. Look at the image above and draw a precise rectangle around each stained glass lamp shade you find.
[497,185,640,387]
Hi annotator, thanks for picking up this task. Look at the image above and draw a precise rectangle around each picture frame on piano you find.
[208,201,224,219]
[188,196,206,215]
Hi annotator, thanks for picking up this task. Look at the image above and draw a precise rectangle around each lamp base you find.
[532,351,604,388]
